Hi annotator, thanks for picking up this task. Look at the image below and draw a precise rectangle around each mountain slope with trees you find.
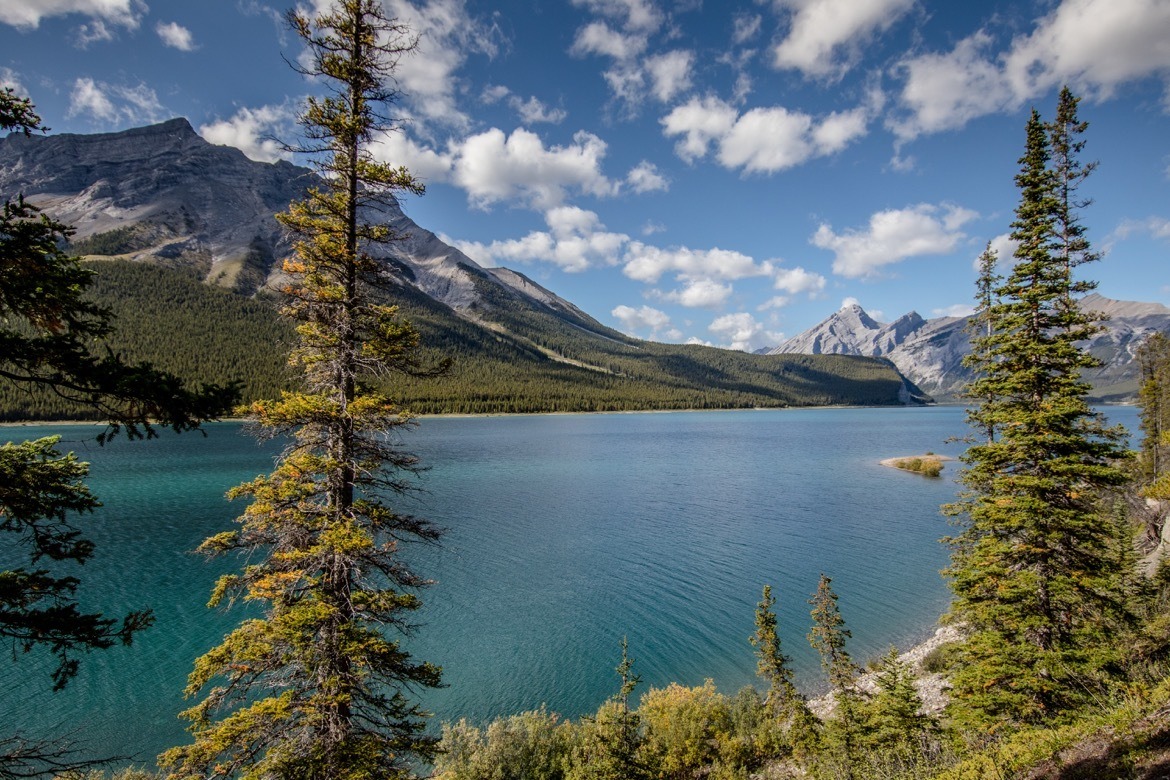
[0,119,922,416]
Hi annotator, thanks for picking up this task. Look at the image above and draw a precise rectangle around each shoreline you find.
[0,402,946,430]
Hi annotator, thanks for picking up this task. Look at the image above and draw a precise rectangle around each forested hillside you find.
[0,260,919,421]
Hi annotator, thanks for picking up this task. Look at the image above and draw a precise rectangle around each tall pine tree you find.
[945,103,1129,728]
[160,4,445,778]
[808,574,861,779]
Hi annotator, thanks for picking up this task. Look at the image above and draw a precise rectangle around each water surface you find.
[0,405,1138,765]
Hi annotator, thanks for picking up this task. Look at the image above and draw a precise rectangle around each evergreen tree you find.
[568,638,649,780]
[750,585,800,716]
[2,89,234,777]
[159,4,445,778]
[945,105,1129,728]
[1136,332,1170,490]
[1049,86,1099,293]
[808,574,861,779]
[964,242,1002,445]
[863,647,930,750]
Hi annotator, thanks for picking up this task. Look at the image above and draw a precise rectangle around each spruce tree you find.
[808,574,861,778]
[751,585,801,716]
[1137,332,1170,489]
[160,3,444,778]
[946,105,1129,728]
[569,638,649,780]
[964,242,1002,446]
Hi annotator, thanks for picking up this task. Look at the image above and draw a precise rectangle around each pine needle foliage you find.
[945,101,1130,729]
[159,4,444,779]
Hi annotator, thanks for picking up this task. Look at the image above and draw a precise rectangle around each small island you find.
[881,453,954,477]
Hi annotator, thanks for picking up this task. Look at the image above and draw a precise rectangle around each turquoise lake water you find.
[0,405,1139,766]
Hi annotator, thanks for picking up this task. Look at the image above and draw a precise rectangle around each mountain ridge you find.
[0,118,924,414]
[769,293,1170,400]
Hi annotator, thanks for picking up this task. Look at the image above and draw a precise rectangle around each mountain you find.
[769,294,1170,400]
[0,119,923,415]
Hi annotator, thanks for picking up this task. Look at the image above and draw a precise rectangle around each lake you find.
[0,405,1139,766]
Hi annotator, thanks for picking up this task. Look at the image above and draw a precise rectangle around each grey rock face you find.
[0,118,591,324]
[770,295,1170,400]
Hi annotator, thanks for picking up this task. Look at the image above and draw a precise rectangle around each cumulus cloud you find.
[770,0,915,79]
[0,0,143,30]
[0,67,24,93]
[450,127,618,209]
[662,95,870,173]
[709,312,782,352]
[645,50,694,102]
[891,0,1170,140]
[933,304,976,318]
[626,160,669,193]
[623,242,773,284]
[199,104,296,163]
[383,0,503,129]
[612,304,680,340]
[450,207,629,272]
[773,266,826,296]
[758,296,790,310]
[66,77,165,125]
[812,203,979,278]
[655,278,733,308]
[977,232,1020,270]
[571,21,647,60]
[156,21,196,50]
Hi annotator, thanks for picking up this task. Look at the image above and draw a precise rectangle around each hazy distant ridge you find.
[769,294,1170,400]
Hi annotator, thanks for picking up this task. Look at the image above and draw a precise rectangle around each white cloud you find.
[662,95,870,173]
[75,18,113,46]
[623,242,773,283]
[612,304,679,340]
[0,67,24,93]
[66,77,164,126]
[656,278,733,308]
[383,0,503,129]
[812,203,978,278]
[841,296,860,309]
[1112,216,1170,242]
[892,0,1170,140]
[708,312,782,352]
[626,160,669,193]
[758,296,790,310]
[773,266,826,296]
[770,0,915,79]
[641,220,666,235]
[156,21,197,51]
[890,31,1015,139]
[571,21,646,60]
[369,129,455,182]
[0,0,143,29]
[978,232,1020,270]
[645,50,694,102]
[451,207,629,272]
[660,95,738,162]
[512,96,568,125]
[199,104,296,163]
[932,304,976,318]
[572,0,663,33]
[732,13,762,45]
[451,127,618,209]
[480,86,567,124]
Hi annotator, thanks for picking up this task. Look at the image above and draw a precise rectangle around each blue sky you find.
[2,0,1169,350]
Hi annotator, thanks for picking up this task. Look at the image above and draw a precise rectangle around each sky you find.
[2,0,1169,351]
